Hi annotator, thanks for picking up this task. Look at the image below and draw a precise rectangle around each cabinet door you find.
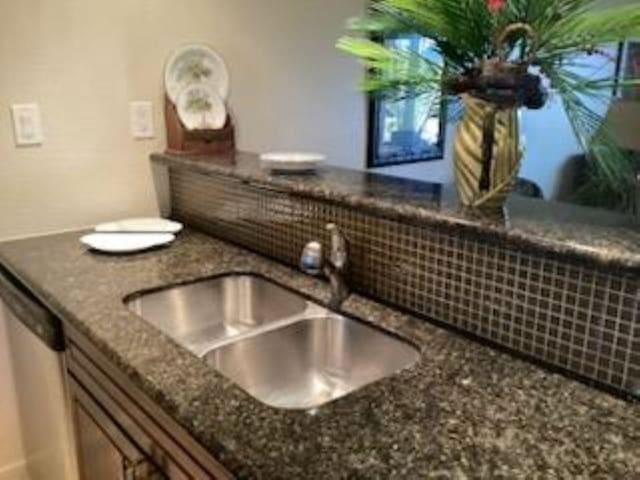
[70,377,164,480]
[66,329,232,479]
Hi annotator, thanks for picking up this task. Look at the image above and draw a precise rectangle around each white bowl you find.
[80,233,175,254]
[95,218,183,234]
[260,152,326,173]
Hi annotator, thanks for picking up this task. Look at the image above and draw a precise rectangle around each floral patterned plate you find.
[176,84,227,131]
[164,44,229,103]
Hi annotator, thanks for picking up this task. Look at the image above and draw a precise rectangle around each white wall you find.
[225,0,367,169]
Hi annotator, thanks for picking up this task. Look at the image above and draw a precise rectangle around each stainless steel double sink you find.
[125,274,419,410]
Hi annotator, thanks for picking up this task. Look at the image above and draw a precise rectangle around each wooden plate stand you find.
[164,95,235,155]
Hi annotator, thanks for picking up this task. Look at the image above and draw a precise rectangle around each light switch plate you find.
[11,103,44,146]
[129,101,155,139]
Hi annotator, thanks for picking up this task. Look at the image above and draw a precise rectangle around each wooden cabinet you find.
[65,323,233,480]
[70,378,164,480]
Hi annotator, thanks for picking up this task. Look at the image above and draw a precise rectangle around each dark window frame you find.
[614,40,640,100]
[366,34,447,169]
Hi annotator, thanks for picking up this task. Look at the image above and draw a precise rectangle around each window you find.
[615,40,640,99]
[367,34,446,168]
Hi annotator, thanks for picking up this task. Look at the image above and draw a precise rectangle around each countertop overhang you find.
[0,229,638,478]
[152,151,640,274]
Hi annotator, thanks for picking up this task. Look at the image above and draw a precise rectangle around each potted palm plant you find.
[338,0,640,213]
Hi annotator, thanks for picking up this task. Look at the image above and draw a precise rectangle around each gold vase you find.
[454,94,521,212]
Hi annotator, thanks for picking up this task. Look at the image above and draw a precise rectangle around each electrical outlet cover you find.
[129,101,155,139]
[11,103,44,146]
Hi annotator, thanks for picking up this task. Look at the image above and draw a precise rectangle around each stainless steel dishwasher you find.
[0,267,78,480]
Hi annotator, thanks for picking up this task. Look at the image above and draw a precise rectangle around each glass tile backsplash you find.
[169,167,640,397]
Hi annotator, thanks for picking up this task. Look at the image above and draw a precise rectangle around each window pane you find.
[369,34,445,167]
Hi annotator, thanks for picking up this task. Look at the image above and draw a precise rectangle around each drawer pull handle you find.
[124,457,166,480]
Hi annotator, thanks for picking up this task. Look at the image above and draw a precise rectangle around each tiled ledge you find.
[151,151,640,274]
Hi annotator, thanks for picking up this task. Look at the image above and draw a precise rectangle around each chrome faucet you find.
[300,223,349,310]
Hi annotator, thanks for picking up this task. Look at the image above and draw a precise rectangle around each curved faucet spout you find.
[300,223,350,310]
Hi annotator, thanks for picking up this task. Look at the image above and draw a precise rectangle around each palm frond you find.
[548,67,637,210]
[336,37,444,98]
[536,4,640,64]
[561,4,640,44]
[346,14,407,35]
[350,0,495,70]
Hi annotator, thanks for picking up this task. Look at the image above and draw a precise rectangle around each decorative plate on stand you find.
[176,84,227,131]
[164,44,230,103]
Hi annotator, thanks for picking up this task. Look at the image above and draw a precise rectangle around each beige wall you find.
[0,0,371,240]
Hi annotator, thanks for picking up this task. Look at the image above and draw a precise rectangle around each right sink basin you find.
[203,314,420,410]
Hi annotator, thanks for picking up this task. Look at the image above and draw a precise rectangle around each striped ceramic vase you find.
[454,94,521,212]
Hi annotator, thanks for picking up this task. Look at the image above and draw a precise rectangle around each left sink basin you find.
[125,274,310,355]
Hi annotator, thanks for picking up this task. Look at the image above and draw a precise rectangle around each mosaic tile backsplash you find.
[169,167,640,397]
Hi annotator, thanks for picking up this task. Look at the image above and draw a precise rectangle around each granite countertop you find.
[1,229,639,478]
[152,151,640,273]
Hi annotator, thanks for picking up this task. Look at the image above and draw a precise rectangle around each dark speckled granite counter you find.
[152,152,640,273]
[0,229,638,478]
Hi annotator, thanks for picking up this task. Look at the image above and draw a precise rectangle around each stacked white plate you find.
[164,44,230,131]
[81,218,183,254]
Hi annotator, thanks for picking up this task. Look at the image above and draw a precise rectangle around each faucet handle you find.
[300,241,323,276]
